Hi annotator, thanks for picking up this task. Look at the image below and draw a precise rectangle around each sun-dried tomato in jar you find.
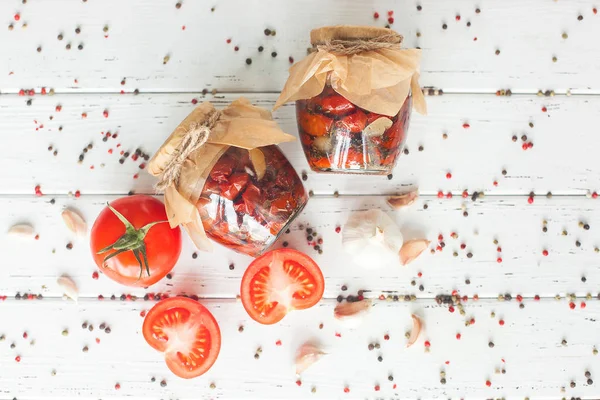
[275,26,426,175]
[149,98,306,257]
[197,146,307,256]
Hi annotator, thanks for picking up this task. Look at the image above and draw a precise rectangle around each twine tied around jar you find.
[154,109,221,191]
[313,33,403,55]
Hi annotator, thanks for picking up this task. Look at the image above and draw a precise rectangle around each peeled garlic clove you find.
[334,299,372,319]
[313,136,333,153]
[342,210,403,267]
[399,239,430,265]
[363,117,393,137]
[57,275,79,303]
[387,190,419,209]
[249,148,266,180]
[406,314,422,348]
[295,342,325,375]
[7,223,35,239]
[61,208,87,237]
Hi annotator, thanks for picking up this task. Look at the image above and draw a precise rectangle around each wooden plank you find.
[2,92,600,196]
[3,194,600,299]
[0,298,598,399]
[1,0,600,92]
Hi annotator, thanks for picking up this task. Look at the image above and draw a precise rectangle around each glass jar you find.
[296,85,412,175]
[196,145,307,257]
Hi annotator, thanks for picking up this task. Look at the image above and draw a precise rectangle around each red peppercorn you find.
[541,106,547,112]
[92,271,99,280]
[191,98,198,104]
[384,334,390,340]
[82,112,87,118]
[462,190,468,198]
[455,15,461,21]
[23,332,28,339]
[140,310,146,317]
[41,87,47,95]
[437,191,444,198]
[592,192,598,199]
[522,143,528,151]
[438,234,443,241]
[103,110,109,118]
[436,245,442,252]
[516,294,523,302]
[15,355,21,362]
[234,46,239,51]
[497,257,502,263]
[448,306,455,313]
[296,380,302,386]
[98,295,104,300]
[581,302,587,309]
[446,172,452,179]
[527,142,534,149]
[96,338,100,344]
[373,12,379,19]
[335,332,341,337]
[542,249,548,256]
[388,10,393,16]
[497,247,502,252]
[56,105,62,112]
[462,123,470,129]
[335,226,341,233]
[424,340,431,347]
[534,295,540,301]
[275,340,282,346]
[28,89,35,96]
[288,56,294,64]
[74,190,81,198]
[14,13,20,21]
[374,385,380,391]
[388,17,394,23]
[473,294,479,300]
[527,196,534,204]
[417,272,422,277]
[446,192,453,199]
[460,243,466,250]
[486,380,491,387]
[115,383,121,390]
[19,89,25,96]
[470,318,475,325]
[569,302,576,309]
[462,295,468,302]
[126,294,132,301]
[499,319,505,326]
[344,387,350,393]
[456,333,461,339]
[594,7,598,14]
[493,181,498,186]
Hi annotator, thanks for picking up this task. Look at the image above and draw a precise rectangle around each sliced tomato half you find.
[142,297,221,379]
[240,249,325,325]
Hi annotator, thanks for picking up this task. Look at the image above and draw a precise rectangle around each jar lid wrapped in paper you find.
[148,98,296,251]
[274,25,427,117]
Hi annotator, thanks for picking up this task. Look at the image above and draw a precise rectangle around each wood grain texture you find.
[2,92,600,196]
[3,195,600,299]
[0,299,598,399]
[0,0,599,93]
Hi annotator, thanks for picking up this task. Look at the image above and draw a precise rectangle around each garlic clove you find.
[295,342,326,375]
[7,223,35,239]
[61,208,87,237]
[387,190,419,209]
[399,239,430,265]
[312,136,333,153]
[57,275,79,303]
[334,299,372,319]
[363,117,393,137]
[249,148,266,180]
[406,314,422,348]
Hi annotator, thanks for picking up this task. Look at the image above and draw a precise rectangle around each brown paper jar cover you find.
[148,98,307,256]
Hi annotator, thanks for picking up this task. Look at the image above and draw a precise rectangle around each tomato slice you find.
[142,297,221,379]
[240,249,325,325]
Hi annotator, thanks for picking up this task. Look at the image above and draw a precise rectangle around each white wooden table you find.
[2,1,600,398]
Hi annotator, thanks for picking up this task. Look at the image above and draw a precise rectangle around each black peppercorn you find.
[258,46,264,52]
[271,51,277,57]
[245,58,252,65]
[336,295,343,303]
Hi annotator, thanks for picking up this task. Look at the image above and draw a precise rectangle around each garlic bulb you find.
[342,209,403,267]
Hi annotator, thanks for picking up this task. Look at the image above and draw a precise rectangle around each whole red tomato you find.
[90,195,182,287]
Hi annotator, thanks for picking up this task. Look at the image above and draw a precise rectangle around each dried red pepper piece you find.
[309,93,356,116]
[219,173,249,200]
[344,148,369,167]
[209,155,236,183]
[310,156,332,170]
[269,193,297,214]
[339,110,368,133]
[298,111,333,137]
